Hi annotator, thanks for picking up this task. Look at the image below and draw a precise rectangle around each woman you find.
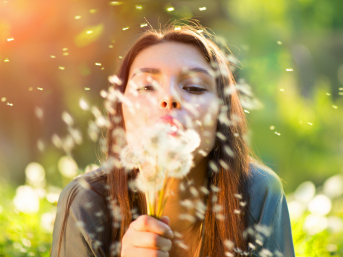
[51,23,295,257]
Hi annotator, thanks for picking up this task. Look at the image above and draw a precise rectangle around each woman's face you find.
[122,42,220,165]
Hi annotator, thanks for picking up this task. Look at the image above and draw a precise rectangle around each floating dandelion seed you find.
[174,26,181,31]
[37,87,43,90]
[332,105,338,109]
[199,7,207,11]
[6,102,13,106]
[140,23,148,27]
[110,1,123,6]
[197,30,203,33]
[136,5,142,9]
[95,62,101,66]
[100,90,108,98]
[274,131,281,136]
[109,45,113,48]
[243,110,250,113]
[101,67,105,70]
[84,87,90,90]
[7,37,14,41]
[79,99,89,110]
[86,30,93,34]
[122,27,129,30]
[63,52,69,56]
[286,68,293,72]
[270,125,275,130]
[280,88,284,91]
[307,122,313,125]
[4,58,9,62]
[108,75,122,85]
[277,41,282,45]
[326,93,331,96]
[167,7,174,11]
[28,87,33,91]
[89,9,97,13]
[35,107,43,119]
[62,111,74,126]
[59,66,65,70]
[62,48,68,51]
[1,97,6,102]
[50,55,56,58]
[75,15,81,19]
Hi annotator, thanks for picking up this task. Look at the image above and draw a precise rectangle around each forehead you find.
[128,42,212,78]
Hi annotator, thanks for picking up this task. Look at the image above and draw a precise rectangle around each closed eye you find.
[183,86,207,94]
[137,84,155,92]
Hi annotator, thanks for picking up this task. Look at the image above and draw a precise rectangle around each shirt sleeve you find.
[257,192,296,257]
[247,162,296,257]
[50,179,109,257]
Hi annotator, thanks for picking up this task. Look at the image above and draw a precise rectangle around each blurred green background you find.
[0,0,343,256]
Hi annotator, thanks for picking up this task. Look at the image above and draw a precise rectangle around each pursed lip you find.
[155,115,185,133]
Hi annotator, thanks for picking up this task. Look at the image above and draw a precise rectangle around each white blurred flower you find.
[303,214,327,235]
[294,181,316,203]
[13,185,40,214]
[46,185,62,203]
[327,216,343,233]
[41,211,56,232]
[308,195,332,216]
[84,164,100,173]
[287,200,305,220]
[58,156,78,178]
[323,174,343,198]
[25,162,46,188]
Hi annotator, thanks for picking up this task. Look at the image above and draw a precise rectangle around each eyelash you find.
[136,84,207,94]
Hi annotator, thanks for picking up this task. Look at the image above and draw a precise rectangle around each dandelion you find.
[120,123,200,217]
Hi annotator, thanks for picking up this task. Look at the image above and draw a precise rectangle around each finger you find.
[124,246,169,257]
[131,231,172,251]
[132,215,174,239]
[160,216,170,226]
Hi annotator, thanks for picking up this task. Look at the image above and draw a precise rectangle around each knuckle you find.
[140,215,150,227]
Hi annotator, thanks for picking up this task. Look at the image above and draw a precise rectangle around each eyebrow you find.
[130,67,214,79]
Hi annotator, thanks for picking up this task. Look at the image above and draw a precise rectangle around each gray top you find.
[51,162,295,257]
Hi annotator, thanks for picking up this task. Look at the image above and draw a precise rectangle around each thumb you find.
[160,216,170,226]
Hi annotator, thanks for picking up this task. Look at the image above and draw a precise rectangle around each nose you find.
[159,95,181,110]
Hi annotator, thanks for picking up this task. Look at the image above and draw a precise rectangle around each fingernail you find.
[167,230,174,239]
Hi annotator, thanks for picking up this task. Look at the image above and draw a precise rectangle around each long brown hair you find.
[57,21,263,257]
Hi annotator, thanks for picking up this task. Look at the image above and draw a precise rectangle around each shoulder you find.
[247,158,284,225]
[54,167,109,235]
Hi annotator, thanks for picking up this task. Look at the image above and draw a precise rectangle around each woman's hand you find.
[121,215,174,257]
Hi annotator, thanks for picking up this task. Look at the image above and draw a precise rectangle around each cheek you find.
[193,97,219,153]
[122,96,156,144]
